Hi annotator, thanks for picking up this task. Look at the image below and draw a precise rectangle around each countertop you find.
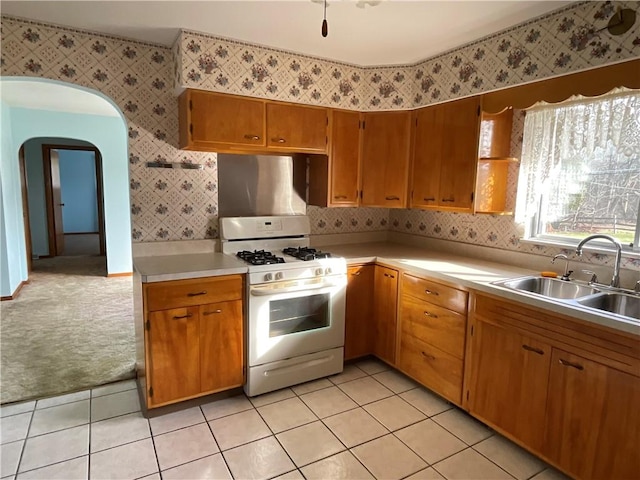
[133,242,640,336]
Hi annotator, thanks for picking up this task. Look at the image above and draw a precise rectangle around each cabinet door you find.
[345,265,374,360]
[410,105,444,208]
[267,103,327,152]
[373,266,399,364]
[185,90,265,148]
[148,307,201,406]
[467,319,550,451]
[543,350,640,480]
[361,112,411,208]
[200,300,244,393]
[330,110,361,205]
[438,96,481,211]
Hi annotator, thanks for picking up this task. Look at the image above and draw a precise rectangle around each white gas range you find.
[220,215,346,397]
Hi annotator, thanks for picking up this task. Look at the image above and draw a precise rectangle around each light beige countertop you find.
[134,242,639,336]
[134,253,248,283]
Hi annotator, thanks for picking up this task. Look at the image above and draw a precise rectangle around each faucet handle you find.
[561,270,574,281]
[635,280,640,294]
[581,270,598,284]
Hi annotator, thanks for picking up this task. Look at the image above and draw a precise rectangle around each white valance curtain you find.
[515,87,640,227]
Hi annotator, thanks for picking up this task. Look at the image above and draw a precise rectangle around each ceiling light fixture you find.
[321,0,328,37]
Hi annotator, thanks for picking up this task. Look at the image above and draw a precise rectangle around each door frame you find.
[19,146,33,274]
[42,144,106,257]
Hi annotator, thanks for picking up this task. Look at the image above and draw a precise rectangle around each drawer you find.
[402,273,468,314]
[146,275,243,312]
[398,332,463,404]
[400,294,466,359]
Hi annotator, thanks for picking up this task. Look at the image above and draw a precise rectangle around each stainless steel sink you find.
[577,292,640,320]
[497,276,599,300]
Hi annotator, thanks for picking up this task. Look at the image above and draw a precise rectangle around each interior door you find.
[50,149,65,255]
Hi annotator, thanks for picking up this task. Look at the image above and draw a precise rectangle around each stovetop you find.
[236,247,332,266]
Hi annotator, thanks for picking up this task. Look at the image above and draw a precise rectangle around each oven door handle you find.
[250,282,340,296]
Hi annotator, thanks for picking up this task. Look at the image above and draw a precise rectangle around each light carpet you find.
[0,256,135,404]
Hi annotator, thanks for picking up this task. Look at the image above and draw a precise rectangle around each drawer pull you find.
[522,344,544,355]
[334,195,347,199]
[424,289,439,296]
[203,309,222,315]
[559,359,584,370]
[352,271,361,276]
[384,273,396,279]
[423,197,435,201]
[441,197,455,202]
[244,134,261,140]
[423,311,438,318]
[385,196,400,201]
[421,351,436,361]
[187,291,207,297]
[173,313,193,320]
[272,137,287,143]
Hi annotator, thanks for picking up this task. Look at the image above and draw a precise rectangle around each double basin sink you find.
[493,276,640,323]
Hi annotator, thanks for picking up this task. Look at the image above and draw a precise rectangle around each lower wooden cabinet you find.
[373,265,399,364]
[397,273,468,404]
[344,265,374,360]
[543,349,640,480]
[141,275,244,409]
[466,293,640,480]
[466,318,550,451]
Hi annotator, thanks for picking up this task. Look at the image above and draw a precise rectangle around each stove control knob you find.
[275,272,284,280]
[315,268,324,276]
[264,273,273,282]
[325,267,333,275]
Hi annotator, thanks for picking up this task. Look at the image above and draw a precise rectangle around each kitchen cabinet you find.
[142,275,244,409]
[373,265,399,364]
[466,292,640,480]
[179,90,265,150]
[344,264,374,360]
[474,108,517,214]
[543,349,640,480]
[466,318,550,451]
[266,103,328,153]
[410,96,481,212]
[361,111,411,208]
[179,89,327,154]
[397,274,468,404]
[307,109,362,207]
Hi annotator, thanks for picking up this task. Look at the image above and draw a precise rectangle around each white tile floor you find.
[0,361,572,480]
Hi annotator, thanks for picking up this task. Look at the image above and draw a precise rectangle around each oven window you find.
[269,293,330,337]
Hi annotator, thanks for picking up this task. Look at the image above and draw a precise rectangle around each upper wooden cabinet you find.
[329,110,361,205]
[410,96,481,212]
[179,89,328,154]
[179,90,266,150]
[266,103,328,152]
[361,111,412,208]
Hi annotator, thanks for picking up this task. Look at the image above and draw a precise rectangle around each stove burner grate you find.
[237,250,285,266]
[283,247,332,261]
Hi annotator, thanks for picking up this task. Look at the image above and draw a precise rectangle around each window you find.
[516,88,640,251]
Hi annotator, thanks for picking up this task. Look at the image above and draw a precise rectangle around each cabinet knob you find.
[441,197,455,202]
[424,289,439,296]
[203,309,222,315]
[423,311,438,318]
[334,195,347,199]
[173,313,193,320]
[352,271,361,276]
[421,351,436,361]
[272,137,286,143]
[244,134,261,140]
[423,197,435,202]
[385,196,400,201]
[187,291,207,297]
[559,358,584,370]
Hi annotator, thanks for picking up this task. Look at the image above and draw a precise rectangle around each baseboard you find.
[1,280,27,301]
[64,232,99,236]
[107,272,133,278]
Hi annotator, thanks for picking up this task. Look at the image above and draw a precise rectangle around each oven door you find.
[248,276,346,366]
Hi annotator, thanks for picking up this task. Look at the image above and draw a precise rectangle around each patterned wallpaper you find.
[1,0,639,248]
[177,1,640,110]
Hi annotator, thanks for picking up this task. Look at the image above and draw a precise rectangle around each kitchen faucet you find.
[575,234,622,288]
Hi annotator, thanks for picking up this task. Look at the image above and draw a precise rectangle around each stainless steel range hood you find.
[217,154,307,217]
